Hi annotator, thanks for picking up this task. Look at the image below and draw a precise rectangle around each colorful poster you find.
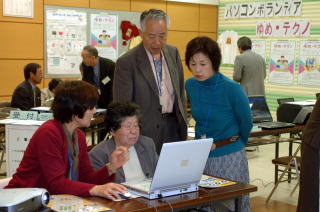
[252,39,266,60]
[46,9,87,76]
[298,40,320,86]
[269,40,295,84]
[90,14,118,61]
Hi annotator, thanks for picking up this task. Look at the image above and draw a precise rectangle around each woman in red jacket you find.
[6,80,128,200]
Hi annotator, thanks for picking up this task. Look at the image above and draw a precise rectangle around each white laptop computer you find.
[122,138,213,199]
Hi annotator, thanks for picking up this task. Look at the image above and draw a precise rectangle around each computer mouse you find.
[116,191,131,200]
[123,192,132,198]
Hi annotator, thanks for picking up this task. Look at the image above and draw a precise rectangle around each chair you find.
[266,144,301,203]
[0,103,10,173]
[0,126,5,173]
[0,101,10,108]
[0,177,12,189]
[277,98,295,105]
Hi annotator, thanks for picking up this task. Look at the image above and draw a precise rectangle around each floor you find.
[0,136,299,211]
[247,141,299,211]
[250,196,297,212]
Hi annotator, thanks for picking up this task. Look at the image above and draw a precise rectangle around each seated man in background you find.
[41,78,62,106]
[11,63,42,110]
[6,81,128,200]
[89,101,158,183]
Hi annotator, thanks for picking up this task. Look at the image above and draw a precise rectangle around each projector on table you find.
[0,188,50,212]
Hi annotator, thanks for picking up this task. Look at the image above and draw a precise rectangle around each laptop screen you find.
[150,139,213,191]
[248,96,273,123]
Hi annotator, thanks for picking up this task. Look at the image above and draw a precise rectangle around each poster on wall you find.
[251,39,266,60]
[269,40,295,84]
[90,13,118,61]
[3,0,34,18]
[298,40,320,86]
[46,9,87,76]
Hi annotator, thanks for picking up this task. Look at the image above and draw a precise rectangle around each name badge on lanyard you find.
[200,73,221,139]
[201,134,207,139]
[153,54,163,105]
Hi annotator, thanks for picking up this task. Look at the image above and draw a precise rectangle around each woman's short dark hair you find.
[51,80,99,123]
[48,78,62,91]
[185,36,221,73]
[237,36,252,51]
[105,101,142,132]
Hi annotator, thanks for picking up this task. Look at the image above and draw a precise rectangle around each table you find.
[52,182,257,212]
[248,124,304,183]
[249,124,304,138]
[249,124,304,159]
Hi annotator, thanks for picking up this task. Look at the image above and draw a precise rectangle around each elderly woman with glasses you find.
[89,101,158,183]
[6,81,129,200]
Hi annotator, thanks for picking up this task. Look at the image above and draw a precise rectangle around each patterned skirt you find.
[204,149,250,212]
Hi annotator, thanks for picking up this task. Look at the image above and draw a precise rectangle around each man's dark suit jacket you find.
[297,98,320,212]
[113,42,188,149]
[82,57,115,108]
[11,80,41,110]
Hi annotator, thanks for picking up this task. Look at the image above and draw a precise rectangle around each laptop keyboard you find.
[123,179,152,193]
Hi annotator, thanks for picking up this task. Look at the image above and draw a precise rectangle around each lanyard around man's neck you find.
[152,53,163,96]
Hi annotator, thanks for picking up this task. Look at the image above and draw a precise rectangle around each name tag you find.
[38,113,53,121]
[102,76,111,85]
[201,134,207,139]
[9,110,38,120]
[9,110,53,121]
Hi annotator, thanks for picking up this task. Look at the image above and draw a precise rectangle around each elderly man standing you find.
[11,63,42,110]
[81,45,115,109]
[233,36,266,96]
[113,9,187,154]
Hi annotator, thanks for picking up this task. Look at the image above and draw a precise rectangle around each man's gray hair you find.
[83,45,98,57]
[237,36,252,51]
[140,9,170,32]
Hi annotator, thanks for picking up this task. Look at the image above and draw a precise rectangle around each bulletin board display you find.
[217,0,320,87]
[44,5,141,78]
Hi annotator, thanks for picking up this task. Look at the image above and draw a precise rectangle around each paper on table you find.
[198,175,236,188]
[49,195,112,212]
